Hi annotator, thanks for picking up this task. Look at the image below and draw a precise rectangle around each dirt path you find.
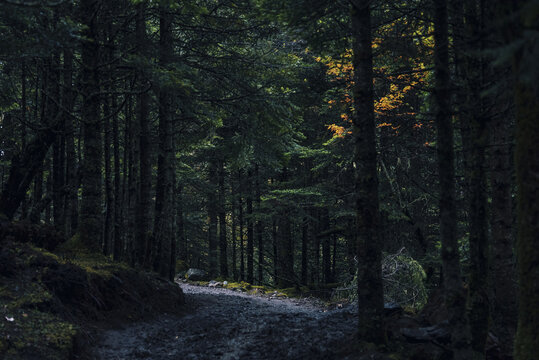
[94,283,358,360]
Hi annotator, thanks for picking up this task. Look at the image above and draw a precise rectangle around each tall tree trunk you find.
[351,0,384,343]
[79,0,103,252]
[177,183,187,263]
[272,217,277,283]
[19,60,29,219]
[218,159,228,277]
[127,94,138,264]
[255,164,263,284]
[276,168,294,288]
[463,1,490,356]
[332,222,337,281]
[48,24,64,231]
[321,208,332,284]
[301,215,308,284]
[153,2,175,279]
[312,208,320,285]
[238,170,245,281]
[433,0,471,357]
[231,186,238,280]
[102,28,114,256]
[63,47,78,237]
[29,162,44,223]
[246,168,254,284]
[509,2,539,358]
[489,85,517,357]
[208,160,219,278]
[103,92,114,256]
[136,1,152,269]
[277,209,294,288]
[115,90,130,261]
[45,160,52,224]
[111,79,121,260]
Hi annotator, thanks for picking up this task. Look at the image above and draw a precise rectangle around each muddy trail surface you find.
[94,283,358,360]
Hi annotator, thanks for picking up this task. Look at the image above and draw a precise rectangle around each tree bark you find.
[238,170,245,280]
[510,3,539,358]
[231,185,238,281]
[301,215,308,284]
[219,159,228,277]
[208,160,219,278]
[321,208,332,284]
[153,2,175,280]
[246,168,254,284]
[489,86,517,357]
[276,168,294,288]
[433,0,471,357]
[256,164,263,284]
[136,1,152,269]
[351,0,384,343]
[79,0,103,252]
[63,47,78,237]
[50,50,65,231]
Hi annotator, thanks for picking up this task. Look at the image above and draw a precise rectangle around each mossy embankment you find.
[0,221,184,360]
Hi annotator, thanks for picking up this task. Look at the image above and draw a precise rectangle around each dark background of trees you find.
[0,0,537,358]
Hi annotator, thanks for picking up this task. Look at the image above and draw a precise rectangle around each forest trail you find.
[94,283,357,360]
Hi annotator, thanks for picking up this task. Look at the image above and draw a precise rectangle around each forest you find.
[0,0,537,359]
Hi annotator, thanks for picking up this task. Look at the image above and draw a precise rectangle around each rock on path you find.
[94,283,358,360]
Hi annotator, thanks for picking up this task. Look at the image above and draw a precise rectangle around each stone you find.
[185,268,209,281]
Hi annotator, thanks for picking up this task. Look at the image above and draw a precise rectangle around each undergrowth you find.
[1,226,184,360]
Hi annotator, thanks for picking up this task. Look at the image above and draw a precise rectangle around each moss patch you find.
[0,230,184,360]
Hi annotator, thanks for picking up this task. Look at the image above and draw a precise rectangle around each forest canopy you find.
[0,0,538,359]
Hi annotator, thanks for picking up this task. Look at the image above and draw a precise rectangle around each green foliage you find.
[382,250,428,309]
[334,249,428,310]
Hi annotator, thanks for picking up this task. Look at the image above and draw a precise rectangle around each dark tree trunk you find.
[218,159,228,277]
[136,1,152,269]
[510,2,539,358]
[127,94,138,264]
[102,29,114,256]
[153,2,175,280]
[246,168,254,284]
[332,222,337,281]
[321,208,332,284]
[312,208,320,285]
[351,0,384,343]
[208,160,219,278]
[462,1,489,356]
[272,217,277,282]
[177,183,187,263]
[103,92,114,256]
[238,170,245,281]
[111,81,121,260]
[63,47,78,237]
[231,187,238,280]
[50,51,65,231]
[301,215,308,284]
[29,161,44,223]
[489,89,517,357]
[433,0,471,357]
[19,61,28,219]
[79,0,103,252]
[277,209,294,288]
[255,164,263,284]
[276,168,294,288]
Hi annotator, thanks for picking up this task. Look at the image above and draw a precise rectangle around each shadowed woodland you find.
[0,0,538,359]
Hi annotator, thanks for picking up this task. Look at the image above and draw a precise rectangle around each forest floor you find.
[93,283,364,360]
